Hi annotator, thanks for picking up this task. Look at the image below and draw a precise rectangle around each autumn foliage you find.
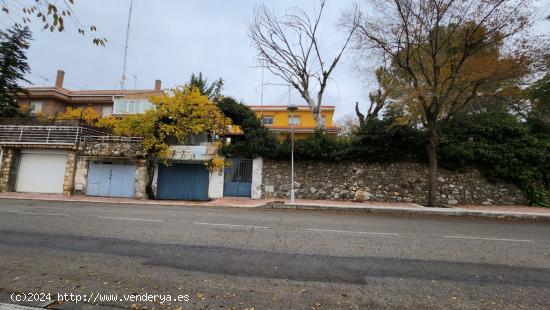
[99,86,229,158]
[57,107,100,124]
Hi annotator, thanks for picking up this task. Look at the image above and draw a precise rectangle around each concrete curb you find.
[260,202,550,223]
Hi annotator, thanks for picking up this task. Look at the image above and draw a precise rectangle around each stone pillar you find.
[73,157,89,194]
[0,148,20,192]
[62,151,77,195]
[251,157,263,199]
[134,160,149,199]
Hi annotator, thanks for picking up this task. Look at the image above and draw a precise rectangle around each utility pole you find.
[287,86,297,204]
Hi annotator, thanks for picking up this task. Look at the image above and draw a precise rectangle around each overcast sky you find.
[8,0,550,120]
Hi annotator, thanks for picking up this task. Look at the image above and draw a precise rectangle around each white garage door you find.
[16,149,68,194]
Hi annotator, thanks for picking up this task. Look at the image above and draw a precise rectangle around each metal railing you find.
[0,125,142,145]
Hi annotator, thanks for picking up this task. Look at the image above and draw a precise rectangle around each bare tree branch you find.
[248,0,359,128]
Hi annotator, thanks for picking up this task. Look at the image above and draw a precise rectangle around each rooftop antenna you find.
[132,74,138,89]
[120,0,134,90]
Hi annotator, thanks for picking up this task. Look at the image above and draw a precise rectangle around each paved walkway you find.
[0,303,41,310]
[0,192,548,221]
[0,192,269,208]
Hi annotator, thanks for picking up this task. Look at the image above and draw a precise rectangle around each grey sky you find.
[12,0,550,120]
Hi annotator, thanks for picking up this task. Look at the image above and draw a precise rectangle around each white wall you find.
[208,166,224,199]
[151,163,159,197]
[251,157,263,199]
[134,161,148,199]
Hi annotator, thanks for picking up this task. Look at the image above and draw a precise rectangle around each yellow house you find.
[248,105,339,139]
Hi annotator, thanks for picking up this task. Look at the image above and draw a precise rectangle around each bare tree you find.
[335,113,360,137]
[345,0,539,207]
[248,0,359,129]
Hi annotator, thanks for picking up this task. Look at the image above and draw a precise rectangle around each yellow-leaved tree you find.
[98,86,230,198]
[57,107,101,125]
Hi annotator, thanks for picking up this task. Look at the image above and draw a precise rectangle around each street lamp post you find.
[287,103,298,204]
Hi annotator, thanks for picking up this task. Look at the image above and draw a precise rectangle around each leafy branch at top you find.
[1,0,107,46]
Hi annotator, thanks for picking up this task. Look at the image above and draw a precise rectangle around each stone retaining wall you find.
[78,141,144,158]
[261,160,527,206]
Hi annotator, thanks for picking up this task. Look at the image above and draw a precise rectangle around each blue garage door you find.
[87,161,135,198]
[157,163,209,200]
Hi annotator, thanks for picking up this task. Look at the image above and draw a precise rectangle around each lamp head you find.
[287,103,298,112]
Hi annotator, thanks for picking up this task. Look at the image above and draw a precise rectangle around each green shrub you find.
[217,97,279,158]
[350,119,427,163]
[439,113,550,206]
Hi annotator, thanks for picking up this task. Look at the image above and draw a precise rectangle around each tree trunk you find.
[314,112,325,130]
[355,101,365,128]
[426,115,438,208]
[145,157,156,199]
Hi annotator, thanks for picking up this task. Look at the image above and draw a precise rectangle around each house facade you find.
[249,105,339,139]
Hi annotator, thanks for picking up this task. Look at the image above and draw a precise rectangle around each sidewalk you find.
[265,200,550,222]
[0,192,549,222]
[0,192,269,208]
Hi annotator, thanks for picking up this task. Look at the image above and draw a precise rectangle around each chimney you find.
[55,70,65,88]
[154,79,161,91]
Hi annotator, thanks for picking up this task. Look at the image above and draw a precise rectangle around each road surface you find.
[0,199,549,309]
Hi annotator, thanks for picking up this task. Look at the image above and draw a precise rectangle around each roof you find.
[23,87,162,97]
[266,125,339,132]
[248,105,335,111]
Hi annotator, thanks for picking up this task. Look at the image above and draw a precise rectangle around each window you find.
[30,101,43,113]
[261,116,274,125]
[102,106,113,116]
[288,116,301,125]
[113,100,153,114]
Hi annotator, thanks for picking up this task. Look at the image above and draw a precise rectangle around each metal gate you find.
[223,158,253,197]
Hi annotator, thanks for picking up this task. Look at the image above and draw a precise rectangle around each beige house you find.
[16,70,163,117]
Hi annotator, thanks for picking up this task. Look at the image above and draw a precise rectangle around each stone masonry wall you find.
[261,160,527,206]
[78,141,144,158]
[0,147,20,192]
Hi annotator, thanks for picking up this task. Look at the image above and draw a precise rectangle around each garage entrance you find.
[16,149,68,194]
[156,163,209,200]
[87,161,136,198]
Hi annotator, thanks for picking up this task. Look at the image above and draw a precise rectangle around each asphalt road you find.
[0,199,549,309]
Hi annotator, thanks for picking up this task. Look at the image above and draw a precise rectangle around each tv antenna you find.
[132,74,138,89]
[120,0,134,90]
